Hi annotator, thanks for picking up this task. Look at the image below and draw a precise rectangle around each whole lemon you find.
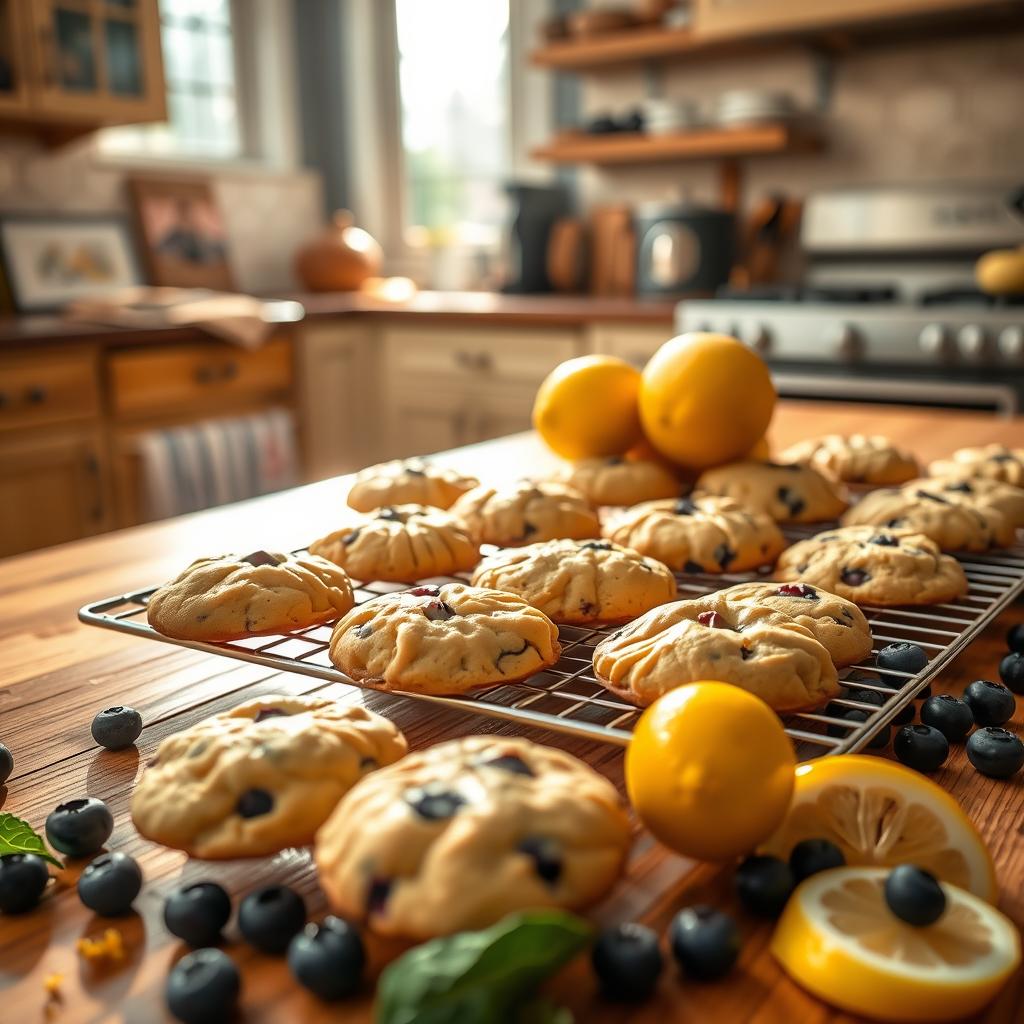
[639,333,776,470]
[626,682,795,862]
[533,355,643,459]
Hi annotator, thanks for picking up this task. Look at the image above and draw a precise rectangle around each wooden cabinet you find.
[588,323,675,370]
[0,2,31,116]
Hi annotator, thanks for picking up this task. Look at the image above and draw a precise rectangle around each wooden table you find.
[3,401,1024,1023]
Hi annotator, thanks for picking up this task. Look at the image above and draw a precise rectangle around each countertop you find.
[3,401,1023,1022]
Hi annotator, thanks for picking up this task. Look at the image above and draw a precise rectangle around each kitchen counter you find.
[3,401,1023,1022]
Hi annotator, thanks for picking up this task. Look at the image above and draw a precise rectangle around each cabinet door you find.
[588,324,675,369]
[474,388,536,444]
[0,432,110,556]
[385,387,479,460]
[0,1,31,115]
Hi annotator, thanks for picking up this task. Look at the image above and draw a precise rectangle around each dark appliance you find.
[635,202,735,298]
[502,183,572,293]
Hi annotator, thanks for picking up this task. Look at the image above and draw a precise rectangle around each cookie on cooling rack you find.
[146,551,354,642]
[694,460,848,523]
[328,582,560,695]
[928,444,1024,487]
[470,538,677,625]
[315,735,630,939]
[309,504,479,583]
[777,525,969,607]
[347,458,478,513]
[602,494,785,573]
[779,434,919,486]
[549,455,682,507]
[132,694,407,859]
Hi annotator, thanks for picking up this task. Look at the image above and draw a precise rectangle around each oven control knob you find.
[741,323,771,352]
[997,326,1024,359]
[957,324,989,359]
[918,324,952,357]
[826,323,861,359]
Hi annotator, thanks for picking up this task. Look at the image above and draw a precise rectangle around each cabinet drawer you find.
[108,338,293,420]
[589,324,674,369]
[0,350,99,432]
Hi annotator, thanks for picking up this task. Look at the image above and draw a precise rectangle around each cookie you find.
[347,458,478,513]
[696,460,848,523]
[328,582,560,694]
[777,525,969,607]
[449,480,600,547]
[314,735,631,939]
[929,445,1024,487]
[147,551,354,642]
[602,495,786,573]
[779,434,919,486]
[551,455,681,507]
[309,505,479,583]
[470,539,676,625]
[131,695,407,859]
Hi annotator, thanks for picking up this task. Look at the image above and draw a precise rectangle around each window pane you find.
[54,8,97,92]
[105,19,143,96]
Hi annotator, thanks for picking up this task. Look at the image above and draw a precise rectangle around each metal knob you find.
[741,323,771,353]
[918,324,952,358]
[826,323,861,359]
[997,326,1024,359]
[957,324,988,360]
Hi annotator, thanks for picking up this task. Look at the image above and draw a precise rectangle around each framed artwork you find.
[128,176,235,291]
[0,214,143,313]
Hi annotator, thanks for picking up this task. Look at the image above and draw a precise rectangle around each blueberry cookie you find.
[328,582,560,694]
[842,476,1024,551]
[147,551,354,642]
[777,525,969,607]
[347,458,478,513]
[449,480,600,547]
[695,460,848,523]
[550,455,682,507]
[779,434,919,486]
[470,539,676,625]
[131,695,407,859]
[929,445,1024,487]
[309,505,479,583]
[314,735,630,939]
[602,495,785,573]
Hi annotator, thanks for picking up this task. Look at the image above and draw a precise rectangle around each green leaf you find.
[375,910,591,1024]
[0,812,63,868]
[519,998,574,1024]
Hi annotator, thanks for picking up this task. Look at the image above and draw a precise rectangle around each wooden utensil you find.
[589,204,634,296]
[546,217,589,293]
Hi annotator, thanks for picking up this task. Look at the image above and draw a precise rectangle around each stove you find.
[676,184,1024,413]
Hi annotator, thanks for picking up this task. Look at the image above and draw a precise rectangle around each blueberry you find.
[236,788,274,818]
[478,753,534,776]
[826,709,890,749]
[669,905,740,981]
[789,838,845,883]
[591,922,663,1001]
[840,567,870,587]
[963,680,1016,727]
[966,727,1024,779]
[844,687,885,708]
[999,652,1024,694]
[77,851,142,916]
[894,724,949,773]
[734,855,794,918]
[288,916,366,1001]
[45,797,114,858]
[884,865,946,927]
[238,885,305,954]
[404,785,466,820]
[0,742,12,785]
[876,642,928,677]
[1006,623,1024,654]
[920,695,974,743]
[166,948,240,1024]
[164,882,232,947]
[0,853,49,914]
[893,703,916,726]
[518,836,563,884]
[91,706,143,750]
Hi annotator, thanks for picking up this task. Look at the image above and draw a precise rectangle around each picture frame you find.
[0,214,143,314]
[128,176,236,291]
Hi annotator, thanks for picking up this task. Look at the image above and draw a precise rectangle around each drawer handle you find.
[26,386,47,404]
[454,350,494,372]
[194,365,218,384]
[221,361,239,381]
[0,392,8,409]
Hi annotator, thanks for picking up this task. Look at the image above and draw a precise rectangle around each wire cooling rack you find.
[78,537,1024,761]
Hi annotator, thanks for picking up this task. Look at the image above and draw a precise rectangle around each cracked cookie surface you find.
[929,445,1024,487]
[347,458,478,513]
[131,695,407,859]
[779,434,919,486]
[550,455,682,507]
[314,735,630,939]
[471,538,676,624]
[328,582,560,694]
[695,460,848,523]
[146,551,354,642]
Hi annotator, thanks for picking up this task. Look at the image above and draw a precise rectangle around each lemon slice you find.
[760,755,996,901]
[772,867,1020,1022]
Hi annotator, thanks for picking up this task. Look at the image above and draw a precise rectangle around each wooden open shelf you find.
[531,25,745,70]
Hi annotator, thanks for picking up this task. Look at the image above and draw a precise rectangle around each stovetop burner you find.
[715,284,899,304]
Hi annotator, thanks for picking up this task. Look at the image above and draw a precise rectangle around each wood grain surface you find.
[2,401,1024,1023]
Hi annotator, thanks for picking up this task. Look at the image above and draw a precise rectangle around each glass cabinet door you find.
[0,0,31,113]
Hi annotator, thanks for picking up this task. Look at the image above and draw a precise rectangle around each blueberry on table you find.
[999,652,1024,694]
[91,706,143,750]
[0,853,50,914]
[884,865,946,927]
[735,855,794,919]
[45,797,113,858]
[825,709,890,749]
[876,642,929,678]
[0,742,12,785]
[78,851,142,916]
[1006,623,1024,654]
[239,885,305,954]
[288,916,366,1001]
[966,727,1024,779]
[166,948,240,1024]
[164,882,232,948]
[591,922,663,1001]
[920,695,974,743]
[963,680,1016,727]
[789,838,845,883]
[669,905,740,981]
[894,724,949,773]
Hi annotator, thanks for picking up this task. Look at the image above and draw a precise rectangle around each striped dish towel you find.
[136,408,299,521]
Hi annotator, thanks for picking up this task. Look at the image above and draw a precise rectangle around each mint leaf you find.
[0,812,63,868]
[375,910,591,1024]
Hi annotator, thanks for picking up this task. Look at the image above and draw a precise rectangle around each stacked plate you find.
[642,98,702,135]
[713,90,798,127]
